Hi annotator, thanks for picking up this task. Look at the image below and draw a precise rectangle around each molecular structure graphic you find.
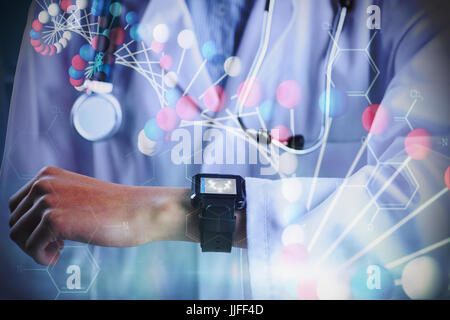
[24,0,449,300]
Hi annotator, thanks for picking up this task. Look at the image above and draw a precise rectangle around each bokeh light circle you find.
[362,104,390,134]
[404,128,431,160]
[177,29,195,49]
[176,95,199,120]
[317,273,352,300]
[281,178,302,202]
[237,78,262,108]
[138,129,157,156]
[224,56,241,77]
[201,41,217,60]
[164,71,178,88]
[153,24,170,43]
[160,54,173,70]
[281,224,305,246]
[318,88,347,117]
[444,166,450,189]
[296,279,318,300]
[279,151,298,175]
[401,256,445,300]
[144,118,164,141]
[203,85,226,112]
[271,125,290,143]
[276,80,301,109]
[156,107,178,132]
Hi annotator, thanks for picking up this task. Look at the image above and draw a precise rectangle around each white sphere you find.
[63,31,72,41]
[281,178,302,202]
[317,274,352,300]
[177,29,195,49]
[164,71,178,88]
[281,224,304,246]
[153,24,170,43]
[138,130,157,156]
[279,152,298,175]
[224,56,241,77]
[54,42,62,54]
[58,38,68,48]
[38,11,50,24]
[48,3,60,17]
[76,0,88,10]
[401,256,444,300]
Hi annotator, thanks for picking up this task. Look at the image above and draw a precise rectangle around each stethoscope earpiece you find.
[287,135,305,151]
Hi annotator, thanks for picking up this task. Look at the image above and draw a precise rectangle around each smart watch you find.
[190,174,246,252]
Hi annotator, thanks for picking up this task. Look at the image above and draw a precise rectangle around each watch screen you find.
[200,177,237,195]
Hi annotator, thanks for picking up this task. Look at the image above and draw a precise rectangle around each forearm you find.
[86,186,247,249]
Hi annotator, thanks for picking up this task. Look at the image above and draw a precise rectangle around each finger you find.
[9,199,49,252]
[9,194,34,228]
[8,177,38,213]
[25,216,60,266]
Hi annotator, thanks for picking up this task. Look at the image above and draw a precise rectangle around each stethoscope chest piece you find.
[71,92,122,142]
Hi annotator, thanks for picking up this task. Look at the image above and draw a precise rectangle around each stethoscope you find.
[71,0,353,153]
[237,0,353,154]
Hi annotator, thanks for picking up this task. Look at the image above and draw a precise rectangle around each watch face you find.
[200,177,237,195]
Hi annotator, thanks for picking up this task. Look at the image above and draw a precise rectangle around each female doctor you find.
[1,0,449,299]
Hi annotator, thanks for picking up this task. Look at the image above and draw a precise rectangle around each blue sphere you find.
[101,64,111,77]
[129,24,141,42]
[109,2,122,17]
[91,0,106,16]
[351,264,394,299]
[165,89,181,106]
[318,88,347,117]
[259,100,274,121]
[201,41,217,60]
[29,29,41,40]
[69,66,85,80]
[126,11,138,25]
[144,119,163,141]
[79,44,96,61]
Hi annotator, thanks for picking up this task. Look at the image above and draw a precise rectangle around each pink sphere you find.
[176,95,199,120]
[445,167,450,190]
[237,78,262,108]
[72,54,87,71]
[280,244,308,267]
[151,40,164,53]
[276,80,301,109]
[40,45,50,56]
[30,38,41,47]
[70,77,84,87]
[110,27,125,46]
[362,104,390,134]
[203,85,226,112]
[156,107,178,131]
[32,19,43,32]
[160,54,173,70]
[61,0,73,12]
[296,279,318,300]
[404,128,431,160]
[48,45,56,56]
[271,125,291,143]
[34,44,45,53]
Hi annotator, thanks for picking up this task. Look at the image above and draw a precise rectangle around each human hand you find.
[8,166,191,265]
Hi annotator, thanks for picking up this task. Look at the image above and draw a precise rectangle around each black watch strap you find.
[199,197,236,252]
